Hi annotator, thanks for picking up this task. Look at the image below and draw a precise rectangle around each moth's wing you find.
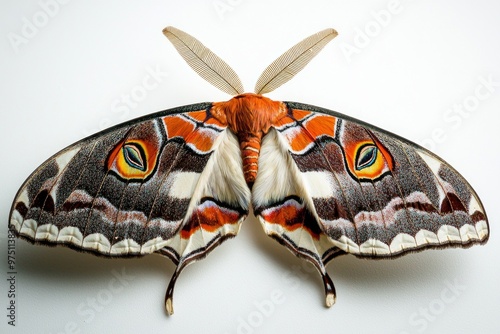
[252,101,488,306]
[9,103,250,314]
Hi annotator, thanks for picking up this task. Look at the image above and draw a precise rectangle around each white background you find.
[1,1,499,333]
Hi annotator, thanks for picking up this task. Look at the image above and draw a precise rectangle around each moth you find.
[9,27,489,315]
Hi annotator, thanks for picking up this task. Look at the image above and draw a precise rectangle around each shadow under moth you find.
[9,27,489,315]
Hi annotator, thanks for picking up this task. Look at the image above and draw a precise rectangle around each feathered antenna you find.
[254,28,338,95]
[163,26,244,96]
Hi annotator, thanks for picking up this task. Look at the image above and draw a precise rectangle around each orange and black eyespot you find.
[107,139,158,181]
[355,143,379,169]
[344,139,394,182]
[122,142,147,171]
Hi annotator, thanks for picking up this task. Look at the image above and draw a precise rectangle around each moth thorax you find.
[212,93,287,187]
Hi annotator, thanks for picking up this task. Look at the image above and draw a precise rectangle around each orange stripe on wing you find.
[204,117,226,129]
[163,115,196,139]
[285,127,315,153]
[187,110,208,122]
[292,109,311,121]
[274,110,337,154]
[180,201,242,239]
[304,114,336,138]
[272,115,295,129]
[261,199,320,240]
[185,128,219,153]
[162,111,226,153]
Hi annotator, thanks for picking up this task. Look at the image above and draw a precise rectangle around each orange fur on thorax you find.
[212,93,287,186]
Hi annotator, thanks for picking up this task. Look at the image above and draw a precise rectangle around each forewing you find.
[253,102,489,272]
[9,103,250,268]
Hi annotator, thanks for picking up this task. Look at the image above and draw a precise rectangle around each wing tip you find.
[165,297,174,316]
[325,292,336,308]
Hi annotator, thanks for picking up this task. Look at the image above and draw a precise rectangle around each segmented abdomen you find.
[238,132,262,186]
